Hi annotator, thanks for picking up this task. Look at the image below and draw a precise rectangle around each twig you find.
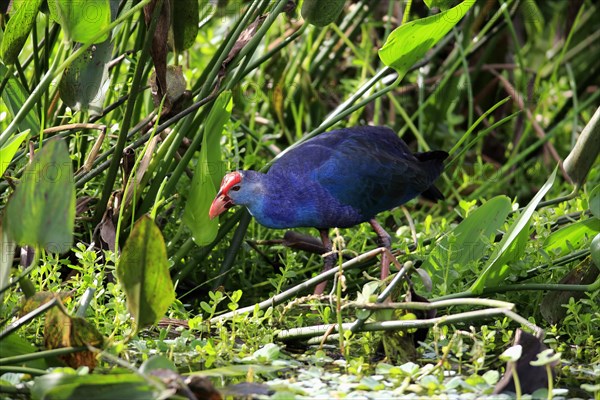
[278,307,542,344]
[280,308,506,342]
[40,123,106,136]
[209,248,384,323]
[342,298,515,311]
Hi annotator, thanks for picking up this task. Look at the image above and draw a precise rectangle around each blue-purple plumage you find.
[214,126,448,230]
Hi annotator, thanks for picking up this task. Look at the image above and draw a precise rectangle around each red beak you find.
[209,192,232,219]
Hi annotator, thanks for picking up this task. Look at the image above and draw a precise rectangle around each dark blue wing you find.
[269,126,444,219]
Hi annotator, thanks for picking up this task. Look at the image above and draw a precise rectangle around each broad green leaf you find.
[0,63,41,133]
[422,195,512,292]
[471,167,558,293]
[172,0,199,52]
[476,218,530,289]
[183,91,233,246]
[31,372,159,400]
[4,139,75,254]
[183,133,219,246]
[0,0,44,64]
[205,90,232,189]
[0,130,29,176]
[496,218,530,265]
[58,0,116,115]
[116,215,174,330]
[59,40,113,115]
[49,0,111,43]
[379,0,476,78]
[543,218,600,257]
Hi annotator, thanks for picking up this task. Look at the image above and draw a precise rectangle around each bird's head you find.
[209,171,243,219]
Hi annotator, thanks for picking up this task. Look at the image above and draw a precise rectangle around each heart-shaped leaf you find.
[116,215,174,331]
[4,139,75,253]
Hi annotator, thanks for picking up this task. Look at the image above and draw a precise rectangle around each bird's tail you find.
[420,185,444,202]
[414,150,449,202]
[414,150,448,175]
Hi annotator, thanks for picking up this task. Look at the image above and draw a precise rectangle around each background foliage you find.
[1,0,599,398]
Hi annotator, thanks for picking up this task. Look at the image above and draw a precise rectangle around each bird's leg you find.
[369,219,393,280]
[314,229,335,295]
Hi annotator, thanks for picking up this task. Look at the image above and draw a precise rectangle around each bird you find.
[209,126,448,294]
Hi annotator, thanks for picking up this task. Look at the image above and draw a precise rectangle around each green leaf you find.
[49,0,111,43]
[183,91,232,246]
[543,218,600,257]
[490,218,530,273]
[0,63,41,133]
[422,195,512,292]
[57,0,117,114]
[31,372,159,400]
[116,215,175,331]
[530,349,561,366]
[379,0,476,79]
[0,0,44,64]
[423,0,460,10]
[139,355,177,374]
[0,130,29,177]
[499,345,522,362]
[205,90,232,189]
[301,0,345,27]
[183,134,219,246]
[471,167,558,293]
[59,39,113,115]
[4,139,75,254]
[252,343,281,362]
[0,333,49,370]
[171,0,199,52]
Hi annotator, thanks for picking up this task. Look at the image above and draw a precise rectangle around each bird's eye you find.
[231,185,240,191]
